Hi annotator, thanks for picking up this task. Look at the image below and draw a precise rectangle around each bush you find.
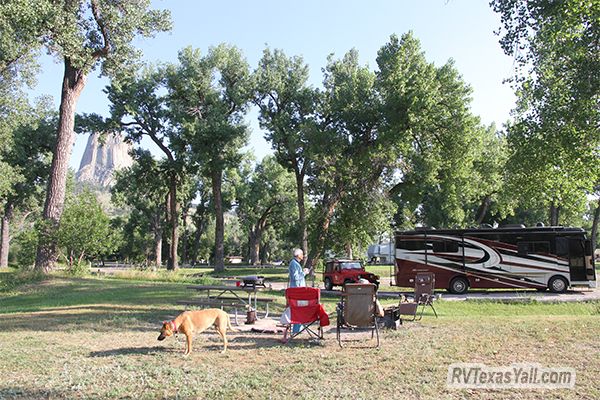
[11,228,39,270]
[0,269,45,293]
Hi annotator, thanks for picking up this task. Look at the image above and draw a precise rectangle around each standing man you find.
[288,248,307,288]
[280,248,308,343]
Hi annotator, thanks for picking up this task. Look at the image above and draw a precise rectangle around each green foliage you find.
[379,33,504,229]
[236,155,297,263]
[253,48,317,174]
[57,191,120,271]
[11,227,38,268]
[0,97,56,206]
[491,0,600,225]
[167,45,253,173]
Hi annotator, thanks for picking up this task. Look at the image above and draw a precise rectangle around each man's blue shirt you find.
[288,258,305,287]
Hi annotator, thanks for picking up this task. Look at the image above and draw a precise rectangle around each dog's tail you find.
[228,316,237,332]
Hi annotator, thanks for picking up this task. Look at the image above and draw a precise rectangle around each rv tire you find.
[548,276,568,293]
[449,277,469,294]
[324,278,333,291]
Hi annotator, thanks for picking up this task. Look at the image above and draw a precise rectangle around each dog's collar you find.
[169,320,178,333]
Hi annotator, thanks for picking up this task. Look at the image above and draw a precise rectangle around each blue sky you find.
[28,0,516,170]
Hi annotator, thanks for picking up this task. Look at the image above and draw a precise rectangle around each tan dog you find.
[157,309,233,355]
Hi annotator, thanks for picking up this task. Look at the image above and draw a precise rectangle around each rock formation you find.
[76,132,133,188]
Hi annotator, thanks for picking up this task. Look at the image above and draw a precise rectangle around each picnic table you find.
[177,284,275,325]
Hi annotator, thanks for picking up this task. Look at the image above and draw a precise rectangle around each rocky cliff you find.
[76,133,133,188]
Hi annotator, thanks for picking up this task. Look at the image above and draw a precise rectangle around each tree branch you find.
[90,0,111,59]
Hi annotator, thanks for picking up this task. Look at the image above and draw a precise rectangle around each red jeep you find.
[323,259,379,291]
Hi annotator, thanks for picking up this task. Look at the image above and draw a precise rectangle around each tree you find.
[112,149,168,267]
[491,0,600,229]
[103,64,186,270]
[188,177,212,266]
[306,49,396,269]
[57,190,118,270]
[0,98,55,267]
[166,45,252,272]
[253,48,318,260]
[325,187,395,260]
[236,156,296,264]
[374,33,511,230]
[23,0,172,273]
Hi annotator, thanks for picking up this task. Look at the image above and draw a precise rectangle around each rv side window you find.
[517,242,529,255]
[569,239,584,257]
[518,241,550,255]
[432,240,459,253]
[556,238,568,257]
[398,238,427,251]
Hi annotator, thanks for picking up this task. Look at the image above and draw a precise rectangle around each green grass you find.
[1,270,599,399]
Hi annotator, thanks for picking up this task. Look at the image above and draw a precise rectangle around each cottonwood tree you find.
[253,49,319,260]
[20,0,171,273]
[166,45,252,272]
[379,33,505,229]
[236,156,296,265]
[103,64,187,270]
[305,49,397,269]
[491,0,600,229]
[0,99,55,267]
[112,150,168,267]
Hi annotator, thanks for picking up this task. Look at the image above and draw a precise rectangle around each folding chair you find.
[398,272,438,322]
[282,287,329,342]
[336,283,380,348]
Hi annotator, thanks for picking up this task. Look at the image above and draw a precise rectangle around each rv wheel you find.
[449,277,469,294]
[548,276,568,293]
[324,278,333,291]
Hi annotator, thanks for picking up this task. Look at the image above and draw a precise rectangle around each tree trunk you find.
[294,169,308,265]
[345,243,353,259]
[549,203,560,226]
[35,60,87,273]
[166,173,179,270]
[0,202,14,268]
[211,169,225,272]
[260,241,269,265]
[152,211,163,267]
[591,197,600,253]
[248,227,261,265]
[305,191,343,270]
[475,195,491,225]
[190,217,205,265]
[181,205,189,265]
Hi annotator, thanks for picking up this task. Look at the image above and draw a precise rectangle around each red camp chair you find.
[282,287,329,342]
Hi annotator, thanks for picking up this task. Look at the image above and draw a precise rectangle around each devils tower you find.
[76,132,133,188]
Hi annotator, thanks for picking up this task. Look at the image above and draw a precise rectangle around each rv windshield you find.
[340,262,362,270]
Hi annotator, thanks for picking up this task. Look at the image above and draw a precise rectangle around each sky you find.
[27,0,517,170]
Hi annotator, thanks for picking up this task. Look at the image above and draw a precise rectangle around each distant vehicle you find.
[394,226,597,294]
[367,242,394,264]
[323,259,380,291]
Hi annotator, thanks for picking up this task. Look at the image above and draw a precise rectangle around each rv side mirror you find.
[584,240,593,256]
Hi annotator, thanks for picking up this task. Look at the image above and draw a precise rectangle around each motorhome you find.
[394,226,597,294]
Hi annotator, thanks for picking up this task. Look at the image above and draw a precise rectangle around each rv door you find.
[584,239,596,281]
[567,238,587,282]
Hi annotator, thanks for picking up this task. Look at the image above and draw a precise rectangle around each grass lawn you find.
[1,270,599,399]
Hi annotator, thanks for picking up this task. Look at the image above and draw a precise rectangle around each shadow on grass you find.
[0,387,71,400]
[89,346,174,357]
